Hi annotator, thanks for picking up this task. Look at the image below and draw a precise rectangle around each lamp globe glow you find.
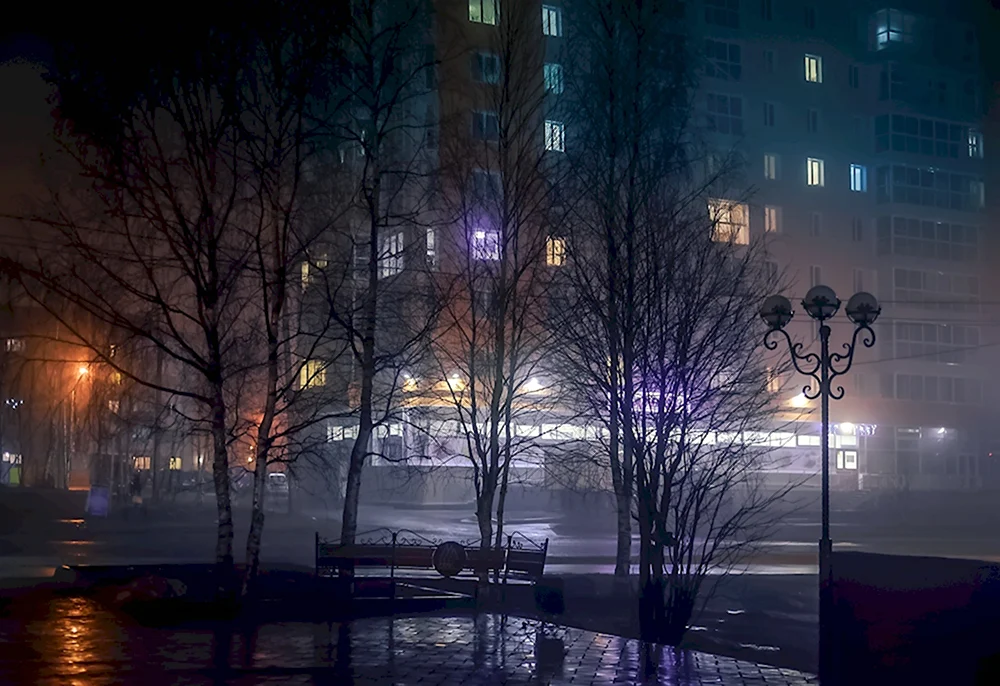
[760,295,794,330]
[845,291,881,326]
[802,285,840,321]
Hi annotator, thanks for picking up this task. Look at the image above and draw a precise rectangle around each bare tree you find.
[3,5,347,595]
[429,0,562,559]
[554,0,794,638]
[324,0,442,547]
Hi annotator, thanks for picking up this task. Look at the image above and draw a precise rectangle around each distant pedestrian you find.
[129,470,145,518]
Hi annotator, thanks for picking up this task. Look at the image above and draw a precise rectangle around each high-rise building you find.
[692,0,992,491]
[370,0,995,495]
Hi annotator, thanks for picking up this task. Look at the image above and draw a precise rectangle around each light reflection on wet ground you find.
[0,595,814,685]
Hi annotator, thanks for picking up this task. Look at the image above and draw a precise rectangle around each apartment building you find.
[314,0,996,501]
[698,0,994,490]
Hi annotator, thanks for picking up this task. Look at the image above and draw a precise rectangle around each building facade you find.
[696,0,994,490]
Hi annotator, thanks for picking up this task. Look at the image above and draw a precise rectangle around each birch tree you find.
[555,0,792,638]
[3,3,348,595]
[324,0,442,547]
[433,0,562,555]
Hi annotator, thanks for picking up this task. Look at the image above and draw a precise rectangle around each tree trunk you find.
[210,383,235,598]
[242,435,269,597]
[341,123,381,548]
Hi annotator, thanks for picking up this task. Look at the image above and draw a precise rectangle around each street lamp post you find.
[759,286,880,684]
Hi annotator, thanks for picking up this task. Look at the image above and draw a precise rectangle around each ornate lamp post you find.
[760,286,880,683]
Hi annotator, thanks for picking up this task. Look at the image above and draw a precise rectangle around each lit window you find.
[472,52,501,83]
[379,231,404,278]
[472,229,501,260]
[469,0,498,25]
[968,130,983,158]
[837,450,858,470]
[763,154,778,180]
[874,8,915,48]
[544,63,564,93]
[4,339,23,353]
[807,157,825,186]
[764,205,781,233]
[542,5,562,36]
[544,120,565,152]
[133,456,151,470]
[327,424,344,442]
[169,457,182,470]
[766,366,780,393]
[108,399,120,413]
[472,110,499,141]
[811,212,822,236]
[300,359,326,389]
[426,228,438,269]
[707,198,750,245]
[804,54,822,83]
[300,261,311,288]
[546,236,566,266]
[850,164,867,192]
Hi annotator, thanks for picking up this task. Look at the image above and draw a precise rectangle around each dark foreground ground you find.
[3,486,1000,673]
[0,584,817,686]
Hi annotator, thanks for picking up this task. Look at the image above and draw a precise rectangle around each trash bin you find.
[534,575,565,616]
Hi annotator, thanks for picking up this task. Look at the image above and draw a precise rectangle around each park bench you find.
[314,527,548,600]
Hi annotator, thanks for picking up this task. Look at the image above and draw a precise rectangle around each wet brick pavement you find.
[0,593,816,685]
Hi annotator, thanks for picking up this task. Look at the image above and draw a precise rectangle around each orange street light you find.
[77,365,89,377]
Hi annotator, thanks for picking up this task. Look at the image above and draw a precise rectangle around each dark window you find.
[705,0,740,28]
[704,39,742,80]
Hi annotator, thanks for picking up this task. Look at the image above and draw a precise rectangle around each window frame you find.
[472,229,502,261]
[763,153,779,180]
[850,164,868,192]
[542,5,562,37]
[544,119,565,152]
[300,359,327,389]
[472,110,500,141]
[804,54,823,83]
[546,236,567,266]
[708,198,750,245]
[469,0,498,25]
[378,231,405,279]
[807,157,825,187]
[764,205,782,233]
[543,62,564,94]
[472,51,501,84]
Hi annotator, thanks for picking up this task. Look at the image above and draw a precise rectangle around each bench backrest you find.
[317,543,435,570]
[504,537,549,581]
[465,547,507,573]
[315,532,547,580]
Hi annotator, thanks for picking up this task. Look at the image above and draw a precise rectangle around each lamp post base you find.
[818,537,833,683]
